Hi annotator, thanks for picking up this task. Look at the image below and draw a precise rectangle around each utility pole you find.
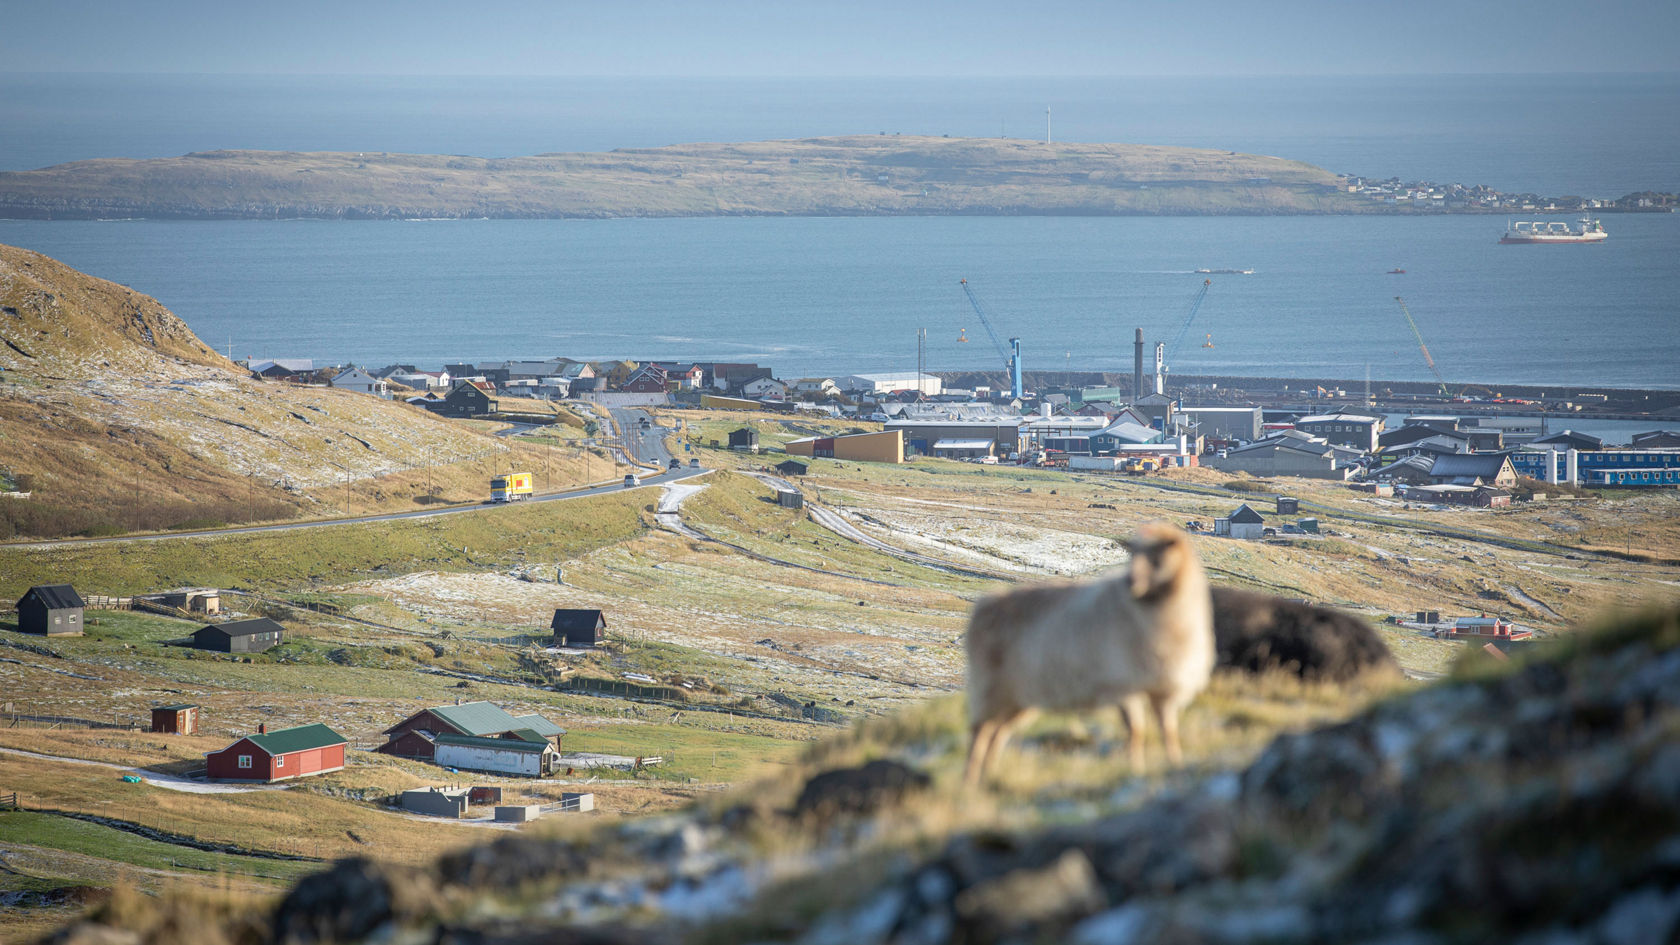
[1045,107,1052,144]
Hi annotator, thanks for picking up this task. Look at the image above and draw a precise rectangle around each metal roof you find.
[1428,454,1514,479]
[22,584,85,610]
[1297,414,1380,425]
[427,701,526,737]
[550,609,605,632]
[1094,421,1159,444]
[434,731,552,754]
[513,714,566,737]
[1229,504,1265,524]
[198,617,284,638]
[154,703,198,712]
[243,723,346,755]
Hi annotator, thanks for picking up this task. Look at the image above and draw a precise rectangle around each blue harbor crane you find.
[958,278,1023,400]
[1166,278,1214,367]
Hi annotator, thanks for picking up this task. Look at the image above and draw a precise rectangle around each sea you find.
[1,73,1677,391]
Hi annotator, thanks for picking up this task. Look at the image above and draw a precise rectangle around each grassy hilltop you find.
[0,135,1358,220]
[0,243,613,538]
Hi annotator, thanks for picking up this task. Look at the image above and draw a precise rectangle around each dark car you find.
[669,458,681,469]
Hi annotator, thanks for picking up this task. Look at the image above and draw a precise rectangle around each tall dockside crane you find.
[1166,278,1214,368]
[958,279,1023,400]
[1394,296,1451,397]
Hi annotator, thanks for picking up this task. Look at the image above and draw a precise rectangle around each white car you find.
[624,474,640,487]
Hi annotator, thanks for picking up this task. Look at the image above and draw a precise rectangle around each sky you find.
[3,0,1678,76]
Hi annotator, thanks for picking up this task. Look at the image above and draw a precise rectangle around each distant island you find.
[0,135,1672,220]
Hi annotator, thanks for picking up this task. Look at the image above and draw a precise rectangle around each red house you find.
[205,723,347,782]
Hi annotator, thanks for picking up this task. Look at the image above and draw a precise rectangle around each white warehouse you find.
[432,731,558,777]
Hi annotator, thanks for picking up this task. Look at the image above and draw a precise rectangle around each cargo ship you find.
[1499,217,1607,244]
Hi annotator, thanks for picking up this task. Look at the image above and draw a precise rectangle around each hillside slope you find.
[0,244,555,537]
[0,136,1357,220]
[40,607,1680,944]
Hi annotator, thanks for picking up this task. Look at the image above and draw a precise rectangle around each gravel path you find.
[0,747,290,794]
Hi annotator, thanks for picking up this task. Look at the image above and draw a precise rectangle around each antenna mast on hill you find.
[1045,107,1052,144]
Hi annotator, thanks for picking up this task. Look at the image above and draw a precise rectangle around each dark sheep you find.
[1212,587,1398,681]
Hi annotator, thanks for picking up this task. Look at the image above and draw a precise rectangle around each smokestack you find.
[258,722,266,734]
[1133,328,1145,402]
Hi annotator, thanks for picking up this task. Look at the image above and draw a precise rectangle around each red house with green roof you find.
[204,723,347,782]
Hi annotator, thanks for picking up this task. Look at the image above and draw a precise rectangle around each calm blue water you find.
[3,213,1675,389]
[3,74,1677,389]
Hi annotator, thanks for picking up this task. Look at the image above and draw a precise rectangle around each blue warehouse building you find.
[1509,448,1680,487]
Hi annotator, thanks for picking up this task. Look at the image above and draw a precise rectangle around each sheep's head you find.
[1126,522,1194,601]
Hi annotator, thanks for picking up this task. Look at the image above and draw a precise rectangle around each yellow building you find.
[785,430,904,464]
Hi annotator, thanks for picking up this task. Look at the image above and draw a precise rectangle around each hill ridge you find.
[0,135,1356,220]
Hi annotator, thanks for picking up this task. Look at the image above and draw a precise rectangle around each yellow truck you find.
[490,472,534,502]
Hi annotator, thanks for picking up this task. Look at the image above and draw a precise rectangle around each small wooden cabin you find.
[190,618,284,654]
[551,609,605,647]
[16,585,85,637]
[151,704,200,735]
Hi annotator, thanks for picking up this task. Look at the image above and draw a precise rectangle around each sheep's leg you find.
[984,714,1021,778]
[1151,692,1184,767]
[965,718,1002,787]
[1119,694,1149,772]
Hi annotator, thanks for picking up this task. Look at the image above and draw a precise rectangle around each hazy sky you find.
[4,0,1678,76]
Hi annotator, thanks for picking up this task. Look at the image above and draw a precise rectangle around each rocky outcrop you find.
[784,608,1680,944]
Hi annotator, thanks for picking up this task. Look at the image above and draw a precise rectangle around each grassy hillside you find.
[0,136,1359,220]
[0,244,614,537]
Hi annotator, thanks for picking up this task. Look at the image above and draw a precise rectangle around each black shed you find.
[191,617,285,653]
[551,609,605,646]
[728,428,760,450]
[775,459,809,476]
[16,584,85,637]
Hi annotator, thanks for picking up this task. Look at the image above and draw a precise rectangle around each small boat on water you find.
[1195,268,1253,275]
[1388,268,1406,274]
[1499,217,1608,244]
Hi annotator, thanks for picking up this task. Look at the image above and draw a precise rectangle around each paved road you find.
[610,406,684,471]
[2,464,709,551]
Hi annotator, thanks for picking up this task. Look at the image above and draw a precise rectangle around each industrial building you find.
[1206,436,1353,480]
[785,429,905,463]
[1508,447,1680,487]
[885,419,1023,458]
[1292,414,1384,452]
[840,373,944,396]
[1177,406,1263,442]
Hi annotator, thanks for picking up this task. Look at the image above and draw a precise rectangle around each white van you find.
[623,474,640,487]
